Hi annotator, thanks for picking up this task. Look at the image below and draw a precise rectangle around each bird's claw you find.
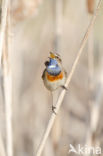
[61,85,68,90]
[52,106,57,115]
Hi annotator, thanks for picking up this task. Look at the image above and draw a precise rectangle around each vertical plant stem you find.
[85,24,95,149]
[3,3,13,156]
[87,0,95,14]
[54,0,63,52]
[0,0,12,155]
[0,133,6,156]
[88,28,94,92]
[4,60,13,156]
[0,0,9,67]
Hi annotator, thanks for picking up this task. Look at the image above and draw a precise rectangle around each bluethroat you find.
[42,52,67,113]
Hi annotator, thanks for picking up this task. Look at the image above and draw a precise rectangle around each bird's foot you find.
[61,85,68,90]
[52,105,57,115]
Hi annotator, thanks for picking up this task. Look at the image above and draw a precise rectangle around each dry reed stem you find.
[85,26,95,149]
[87,0,95,14]
[4,65,13,156]
[54,0,63,51]
[36,0,102,156]
[3,4,13,156]
[85,21,96,151]
[0,133,6,156]
[88,28,94,91]
[0,0,13,155]
[0,0,9,67]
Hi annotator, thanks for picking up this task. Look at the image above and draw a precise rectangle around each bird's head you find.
[49,52,62,63]
[45,52,62,66]
[45,52,62,75]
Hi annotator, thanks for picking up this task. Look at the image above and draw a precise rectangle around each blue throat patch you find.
[46,58,61,76]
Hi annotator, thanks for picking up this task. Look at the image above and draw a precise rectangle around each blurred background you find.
[0,0,103,156]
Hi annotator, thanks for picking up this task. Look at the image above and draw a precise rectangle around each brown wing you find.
[41,69,46,80]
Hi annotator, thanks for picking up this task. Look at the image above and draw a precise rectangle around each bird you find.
[42,52,67,113]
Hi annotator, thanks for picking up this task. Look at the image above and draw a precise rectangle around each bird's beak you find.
[50,52,55,59]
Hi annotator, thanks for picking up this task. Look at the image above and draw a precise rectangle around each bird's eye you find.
[56,56,62,62]
[56,56,59,59]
